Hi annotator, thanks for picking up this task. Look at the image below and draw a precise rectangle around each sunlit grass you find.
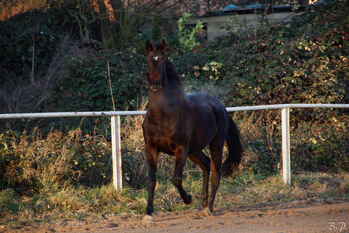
[1,172,348,226]
[0,110,348,226]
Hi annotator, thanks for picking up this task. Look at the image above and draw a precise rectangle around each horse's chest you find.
[144,121,175,141]
[143,119,189,154]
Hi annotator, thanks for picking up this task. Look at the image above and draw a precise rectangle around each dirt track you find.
[3,200,349,233]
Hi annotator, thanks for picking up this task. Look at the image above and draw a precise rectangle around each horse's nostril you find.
[149,73,161,80]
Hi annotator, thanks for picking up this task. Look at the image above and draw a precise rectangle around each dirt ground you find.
[2,199,349,233]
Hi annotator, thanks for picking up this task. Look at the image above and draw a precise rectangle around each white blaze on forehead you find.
[153,56,159,61]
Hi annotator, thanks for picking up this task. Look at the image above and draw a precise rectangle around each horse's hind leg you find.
[188,151,210,208]
[208,140,224,212]
[172,146,192,204]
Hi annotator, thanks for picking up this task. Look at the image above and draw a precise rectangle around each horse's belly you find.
[188,131,214,154]
[188,115,217,153]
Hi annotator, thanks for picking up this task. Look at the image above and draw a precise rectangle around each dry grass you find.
[0,108,348,226]
[215,172,349,208]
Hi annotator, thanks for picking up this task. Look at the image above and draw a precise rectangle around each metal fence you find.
[1,103,348,190]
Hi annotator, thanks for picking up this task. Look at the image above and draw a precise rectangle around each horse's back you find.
[187,93,228,119]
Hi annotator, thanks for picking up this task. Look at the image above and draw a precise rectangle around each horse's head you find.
[145,40,167,92]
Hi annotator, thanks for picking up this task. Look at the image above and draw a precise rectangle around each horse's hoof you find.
[198,207,212,217]
[142,214,153,223]
[184,194,192,205]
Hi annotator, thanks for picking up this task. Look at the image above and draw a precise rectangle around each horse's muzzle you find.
[148,80,162,92]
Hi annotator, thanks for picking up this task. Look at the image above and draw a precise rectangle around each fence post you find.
[281,108,291,185]
[111,115,122,190]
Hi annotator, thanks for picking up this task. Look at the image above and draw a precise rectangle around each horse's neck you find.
[148,88,186,115]
[148,63,187,117]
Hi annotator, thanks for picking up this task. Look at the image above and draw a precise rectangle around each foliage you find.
[235,112,349,175]
[1,170,348,225]
[0,13,57,82]
[0,127,110,192]
[194,61,224,83]
[0,0,348,225]
[48,47,146,112]
[177,13,203,53]
[151,16,162,42]
[47,0,99,44]
[171,0,349,175]
[174,1,348,116]
[0,0,47,20]
[291,115,349,172]
[0,11,63,118]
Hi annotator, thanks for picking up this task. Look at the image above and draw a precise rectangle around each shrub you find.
[0,127,112,193]
[236,112,349,175]
[49,47,147,112]
[173,1,348,112]
[0,12,57,80]
[177,12,203,53]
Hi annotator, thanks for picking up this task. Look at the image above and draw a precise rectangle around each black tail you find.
[221,117,243,177]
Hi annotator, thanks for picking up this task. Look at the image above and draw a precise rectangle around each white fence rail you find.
[1,104,348,189]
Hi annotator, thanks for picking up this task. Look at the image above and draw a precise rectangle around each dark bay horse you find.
[142,40,242,220]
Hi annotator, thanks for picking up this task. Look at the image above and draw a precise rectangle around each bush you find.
[0,127,112,193]
[173,1,348,112]
[49,47,147,112]
[0,11,57,80]
[0,0,347,199]
[236,112,349,175]
[177,12,203,53]
[170,0,349,175]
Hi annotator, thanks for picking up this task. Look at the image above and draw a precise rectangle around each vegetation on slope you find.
[0,0,348,226]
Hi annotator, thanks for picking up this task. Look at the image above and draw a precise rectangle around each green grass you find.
[0,112,348,227]
[0,112,347,227]
[2,171,348,226]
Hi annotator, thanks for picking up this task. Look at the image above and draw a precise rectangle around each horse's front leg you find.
[144,145,158,217]
[172,146,192,205]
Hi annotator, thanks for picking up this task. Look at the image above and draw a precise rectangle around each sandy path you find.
[3,200,349,233]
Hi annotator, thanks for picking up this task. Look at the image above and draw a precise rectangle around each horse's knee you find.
[171,177,182,187]
[201,192,208,202]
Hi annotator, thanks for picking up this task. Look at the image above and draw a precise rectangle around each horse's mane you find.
[165,60,183,91]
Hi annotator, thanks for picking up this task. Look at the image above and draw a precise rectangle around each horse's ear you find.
[145,40,153,53]
[160,40,166,52]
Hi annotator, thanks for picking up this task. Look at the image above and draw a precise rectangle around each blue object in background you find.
[245,3,262,8]
[223,4,239,11]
